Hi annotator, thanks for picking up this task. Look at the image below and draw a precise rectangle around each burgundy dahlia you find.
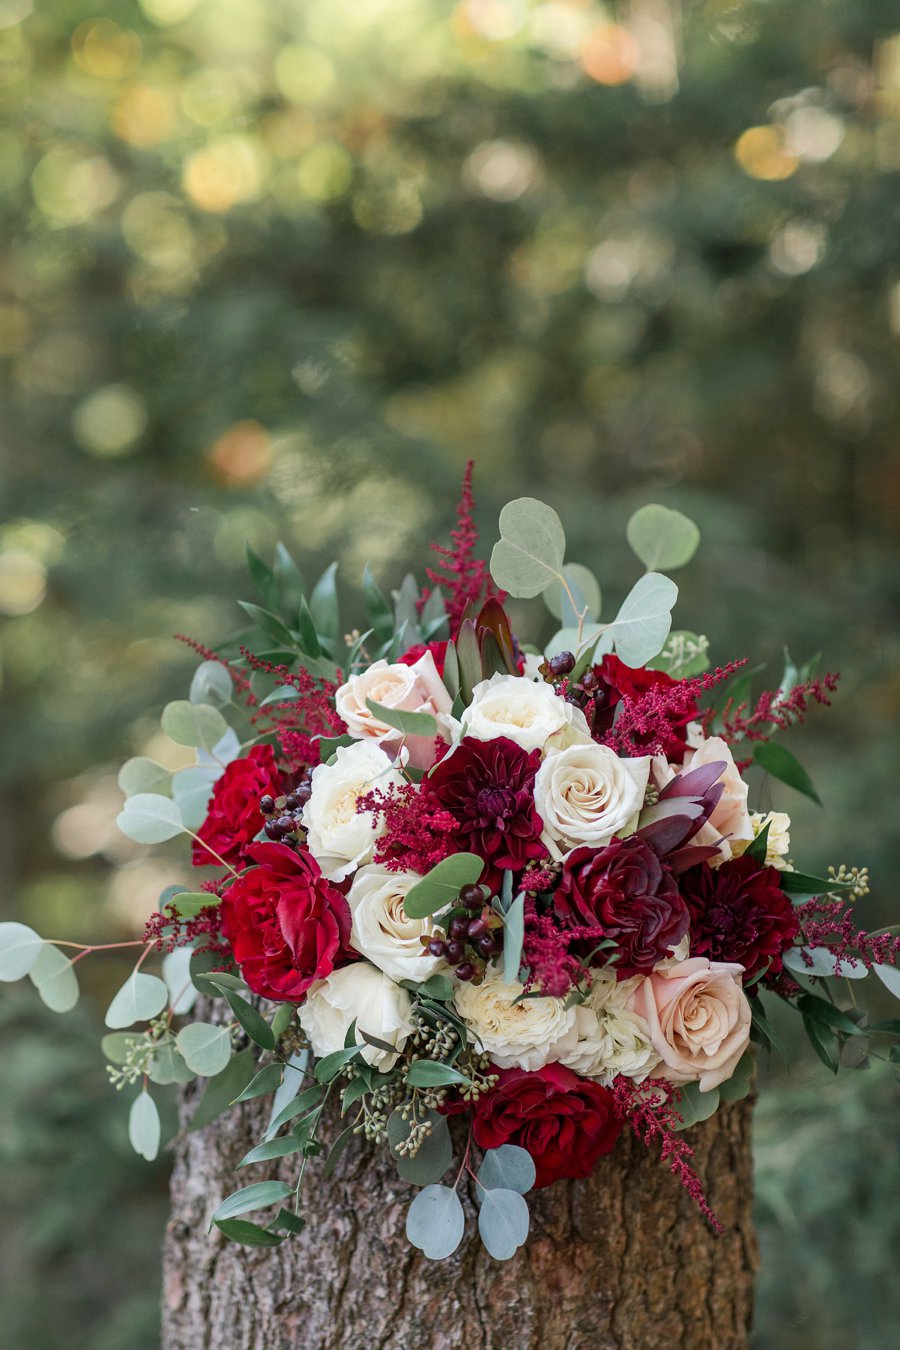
[555,837,689,977]
[424,736,546,879]
[680,855,799,982]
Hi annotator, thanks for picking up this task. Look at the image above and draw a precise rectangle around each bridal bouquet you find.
[3,466,898,1261]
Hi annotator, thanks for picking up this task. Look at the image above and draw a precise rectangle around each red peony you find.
[397,640,448,675]
[680,855,800,982]
[591,654,698,759]
[423,736,546,881]
[473,1064,623,1187]
[192,744,282,868]
[555,837,689,977]
[220,842,353,1001]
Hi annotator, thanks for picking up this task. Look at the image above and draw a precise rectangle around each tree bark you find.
[162,1080,757,1350]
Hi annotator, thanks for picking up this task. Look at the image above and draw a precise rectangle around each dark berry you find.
[264,820,281,839]
[455,962,476,982]
[466,917,488,939]
[284,793,301,810]
[295,780,313,803]
[580,671,598,694]
[459,884,484,910]
[446,940,466,964]
[259,794,275,814]
[477,934,498,958]
[549,650,575,677]
[276,815,294,835]
[449,917,469,941]
[427,939,447,958]
[592,689,607,709]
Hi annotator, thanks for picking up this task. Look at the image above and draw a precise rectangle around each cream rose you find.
[453,967,578,1071]
[334,653,451,769]
[299,963,413,1072]
[685,735,753,862]
[737,811,792,869]
[629,957,751,1092]
[458,673,591,755]
[560,977,658,1084]
[301,741,405,882]
[534,743,651,859]
[346,864,446,984]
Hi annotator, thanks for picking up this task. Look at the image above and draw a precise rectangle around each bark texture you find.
[162,1080,757,1350]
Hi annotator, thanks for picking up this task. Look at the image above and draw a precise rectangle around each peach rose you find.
[629,956,751,1092]
[334,652,451,769]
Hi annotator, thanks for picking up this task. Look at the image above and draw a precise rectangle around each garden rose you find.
[534,743,651,859]
[630,956,752,1091]
[334,652,452,769]
[559,976,659,1085]
[685,735,753,860]
[300,963,413,1071]
[739,811,792,869]
[680,855,799,981]
[555,837,689,976]
[346,864,446,984]
[301,741,406,882]
[453,967,577,1071]
[458,673,591,754]
[473,1063,623,1187]
[220,842,353,1002]
[192,744,281,868]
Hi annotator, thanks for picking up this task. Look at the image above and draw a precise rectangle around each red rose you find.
[220,842,353,1001]
[193,745,282,868]
[680,855,800,983]
[473,1064,623,1187]
[592,654,697,759]
[555,837,689,977]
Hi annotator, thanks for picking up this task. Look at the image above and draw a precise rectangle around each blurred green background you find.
[1,0,899,1345]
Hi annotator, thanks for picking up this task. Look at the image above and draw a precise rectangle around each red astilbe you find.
[708,672,839,745]
[600,660,747,757]
[356,782,459,875]
[521,897,610,999]
[239,648,345,771]
[794,897,900,974]
[175,634,257,706]
[419,460,504,632]
[143,890,227,957]
[611,1077,723,1233]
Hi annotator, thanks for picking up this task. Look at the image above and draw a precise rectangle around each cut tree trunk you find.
[162,1080,757,1350]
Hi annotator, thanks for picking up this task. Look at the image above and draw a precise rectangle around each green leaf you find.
[490,497,566,598]
[237,600,297,649]
[309,561,340,642]
[102,1031,136,1064]
[543,563,602,624]
[176,1022,233,1077]
[476,1144,536,1195]
[189,660,233,707]
[314,1045,361,1083]
[780,872,853,900]
[477,1187,530,1261]
[601,572,678,667]
[387,1109,453,1185]
[403,853,484,920]
[206,979,275,1050]
[0,922,43,981]
[717,1052,756,1103]
[273,541,306,613]
[117,793,184,845]
[161,700,229,754]
[117,757,173,798]
[796,993,864,1037]
[405,1185,465,1260]
[148,1039,195,1085]
[246,543,276,607]
[211,1180,293,1226]
[362,563,395,643]
[237,1131,306,1168]
[269,1208,306,1236]
[128,1090,161,1161]
[295,593,322,658]
[626,503,700,572]
[753,742,822,806]
[190,1047,256,1131]
[874,964,900,999]
[232,1062,284,1103]
[163,892,214,920]
[745,821,771,861]
[105,971,168,1028]
[502,892,526,984]
[405,1061,472,1088]
[803,1015,839,1073]
[214,1218,285,1248]
[673,1081,720,1129]
[270,1003,295,1038]
[265,1085,325,1137]
[28,943,79,1012]
[364,697,438,737]
[414,973,454,1002]
[322,1123,356,1178]
[783,946,867,979]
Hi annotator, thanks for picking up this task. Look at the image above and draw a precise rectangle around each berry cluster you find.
[260,769,313,841]
[539,650,611,734]
[421,883,504,983]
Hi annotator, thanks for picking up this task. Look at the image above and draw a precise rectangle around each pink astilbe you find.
[708,672,839,745]
[795,897,900,973]
[521,897,610,999]
[600,660,747,757]
[356,782,458,874]
[238,649,345,771]
[611,1077,723,1233]
[175,634,257,706]
[143,892,226,956]
[420,460,504,632]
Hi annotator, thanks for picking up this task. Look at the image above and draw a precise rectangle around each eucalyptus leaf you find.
[405,1185,465,1260]
[0,921,43,981]
[117,793,184,845]
[189,660,233,708]
[28,943,80,1013]
[148,1039,195,1086]
[163,891,214,920]
[674,1082,720,1130]
[874,964,900,999]
[543,563,602,624]
[717,1052,755,1103]
[477,1187,530,1261]
[626,503,700,572]
[601,572,678,667]
[206,978,275,1050]
[387,1109,453,1185]
[176,1022,233,1077]
[403,853,484,920]
[783,946,867,979]
[118,757,173,798]
[162,945,198,1015]
[238,1131,306,1169]
[102,1031,136,1064]
[105,971,168,1028]
[128,1090,161,1162]
[189,1047,256,1131]
[476,1144,536,1195]
[364,698,438,738]
[171,765,218,830]
[161,700,229,754]
[490,497,566,598]
[502,892,526,984]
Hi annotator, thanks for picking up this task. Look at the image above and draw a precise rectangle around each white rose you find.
[334,653,452,769]
[534,743,651,860]
[347,864,446,984]
[301,741,405,882]
[453,967,578,1071]
[299,963,413,1072]
[741,811,792,869]
[559,977,659,1085]
[458,673,591,755]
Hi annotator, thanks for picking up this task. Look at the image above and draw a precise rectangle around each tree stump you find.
[162,1082,757,1350]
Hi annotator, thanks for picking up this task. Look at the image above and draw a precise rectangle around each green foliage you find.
[477,1187,530,1261]
[476,1144,536,1196]
[402,853,484,919]
[753,742,822,805]
[490,498,567,597]
[405,1185,465,1260]
[626,504,700,572]
[105,973,168,1029]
